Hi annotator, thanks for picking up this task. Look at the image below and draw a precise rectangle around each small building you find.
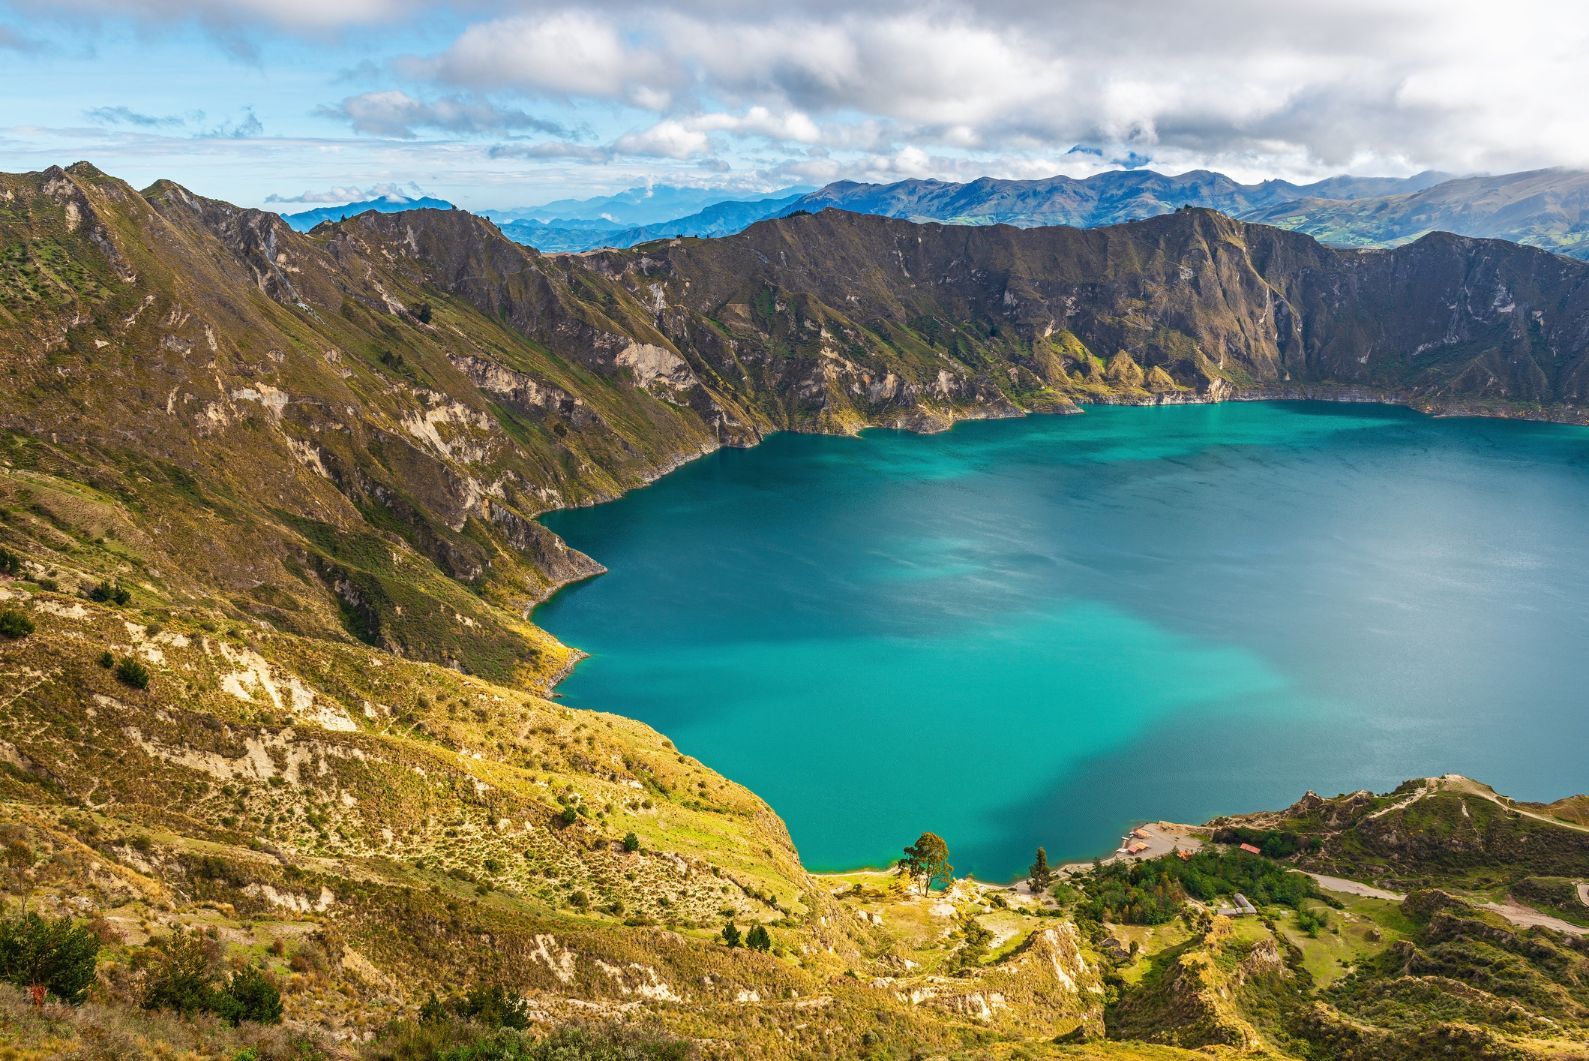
[1132,827,1152,840]
[1126,841,1149,855]
[1176,848,1193,861]
[1238,843,1262,856]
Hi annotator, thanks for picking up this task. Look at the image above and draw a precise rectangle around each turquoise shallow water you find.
[537,402,1589,880]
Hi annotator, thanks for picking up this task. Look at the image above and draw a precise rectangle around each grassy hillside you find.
[4,163,1589,1056]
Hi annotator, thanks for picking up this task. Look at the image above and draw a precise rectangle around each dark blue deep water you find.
[538,403,1589,879]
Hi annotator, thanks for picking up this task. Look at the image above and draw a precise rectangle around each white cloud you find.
[418,11,675,108]
[265,181,424,204]
[319,90,566,139]
[614,120,710,159]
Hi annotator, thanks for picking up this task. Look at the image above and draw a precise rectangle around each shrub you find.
[720,921,741,948]
[622,832,640,853]
[115,656,151,689]
[0,608,33,639]
[370,1020,694,1060]
[1076,849,1322,925]
[86,581,131,606]
[0,547,21,576]
[216,964,283,1025]
[420,984,530,1030]
[96,650,114,668]
[745,924,772,952]
[0,909,102,1004]
[557,805,578,828]
[1295,906,1328,937]
[1210,826,1320,859]
[141,930,283,1026]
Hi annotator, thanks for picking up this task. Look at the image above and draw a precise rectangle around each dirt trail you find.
[1304,873,1404,901]
[1481,900,1589,937]
[1441,775,1589,834]
[1306,871,1589,937]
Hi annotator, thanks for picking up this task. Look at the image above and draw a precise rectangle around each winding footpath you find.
[1304,872,1588,937]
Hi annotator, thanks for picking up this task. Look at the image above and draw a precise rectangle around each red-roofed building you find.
[1239,843,1262,855]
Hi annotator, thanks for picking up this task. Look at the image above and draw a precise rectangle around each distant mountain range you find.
[1245,168,1589,259]
[779,169,1452,229]
[280,192,456,231]
[277,168,1589,265]
[486,182,814,226]
[488,169,1455,254]
[486,167,1589,262]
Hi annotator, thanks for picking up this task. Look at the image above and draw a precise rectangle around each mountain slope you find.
[6,162,1589,1056]
[498,169,1450,252]
[779,169,1449,229]
[1246,168,1589,259]
[280,194,457,232]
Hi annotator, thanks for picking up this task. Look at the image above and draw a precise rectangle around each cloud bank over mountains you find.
[2,0,1586,207]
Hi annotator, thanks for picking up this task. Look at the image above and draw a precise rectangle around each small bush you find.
[0,547,21,576]
[115,657,151,689]
[86,581,131,606]
[622,832,640,853]
[96,650,114,668]
[0,909,102,1004]
[216,964,283,1026]
[420,984,529,1030]
[141,929,282,1025]
[745,924,772,952]
[720,921,741,948]
[0,608,33,639]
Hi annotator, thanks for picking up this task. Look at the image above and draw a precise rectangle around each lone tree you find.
[746,924,772,952]
[1029,847,1052,891]
[899,832,953,896]
[721,920,742,948]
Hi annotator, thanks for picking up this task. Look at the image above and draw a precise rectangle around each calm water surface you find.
[537,403,1589,879]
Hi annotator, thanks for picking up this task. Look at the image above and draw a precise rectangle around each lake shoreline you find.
[528,392,1589,879]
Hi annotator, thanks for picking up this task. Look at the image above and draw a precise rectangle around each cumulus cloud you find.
[414,10,676,108]
[319,90,568,139]
[390,0,1589,178]
[17,0,1589,193]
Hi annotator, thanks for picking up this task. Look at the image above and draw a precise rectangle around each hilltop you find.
[2,162,1589,1056]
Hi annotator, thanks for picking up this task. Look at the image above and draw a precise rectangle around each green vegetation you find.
[0,607,33,639]
[420,984,531,1030]
[1029,846,1052,890]
[1079,850,1323,924]
[114,655,150,689]
[86,580,131,606]
[140,929,283,1025]
[1209,826,1320,859]
[898,832,953,895]
[0,908,101,1004]
[3,163,1589,1058]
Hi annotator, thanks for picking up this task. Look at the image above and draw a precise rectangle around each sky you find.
[1,0,1586,212]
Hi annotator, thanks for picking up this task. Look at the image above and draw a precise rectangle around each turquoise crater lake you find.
[537,402,1589,880]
